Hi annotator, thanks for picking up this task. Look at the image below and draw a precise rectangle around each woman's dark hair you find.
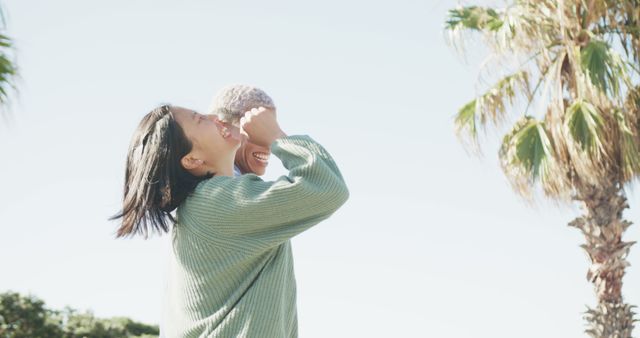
[109,105,213,238]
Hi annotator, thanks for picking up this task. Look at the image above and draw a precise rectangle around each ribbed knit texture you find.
[162,135,349,338]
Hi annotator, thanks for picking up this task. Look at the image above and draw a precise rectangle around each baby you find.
[209,84,276,176]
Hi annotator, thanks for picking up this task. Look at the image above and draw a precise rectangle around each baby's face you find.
[213,107,274,175]
[235,140,271,176]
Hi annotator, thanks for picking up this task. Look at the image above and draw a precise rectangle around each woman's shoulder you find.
[176,174,270,231]
[186,174,265,204]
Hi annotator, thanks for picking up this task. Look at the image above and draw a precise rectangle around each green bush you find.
[0,291,159,338]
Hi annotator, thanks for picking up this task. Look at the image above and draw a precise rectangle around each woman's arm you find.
[183,135,349,247]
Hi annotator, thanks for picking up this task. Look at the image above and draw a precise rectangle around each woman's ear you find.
[181,156,204,170]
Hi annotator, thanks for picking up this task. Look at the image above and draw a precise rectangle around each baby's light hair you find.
[209,84,275,126]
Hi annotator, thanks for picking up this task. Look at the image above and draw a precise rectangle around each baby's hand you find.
[239,107,286,147]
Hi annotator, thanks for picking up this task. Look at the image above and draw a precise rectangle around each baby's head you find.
[209,84,276,126]
[209,84,276,176]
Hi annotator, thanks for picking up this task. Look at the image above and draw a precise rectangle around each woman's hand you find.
[239,107,287,147]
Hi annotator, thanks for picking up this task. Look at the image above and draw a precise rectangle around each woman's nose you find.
[209,115,228,129]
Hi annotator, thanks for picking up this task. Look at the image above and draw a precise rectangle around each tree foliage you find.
[0,291,159,338]
[447,0,640,200]
[0,3,17,115]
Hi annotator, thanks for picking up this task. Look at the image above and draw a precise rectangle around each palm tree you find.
[0,3,17,122]
[445,1,639,337]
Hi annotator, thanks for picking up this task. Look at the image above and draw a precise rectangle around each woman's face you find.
[172,106,240,170]
[235,141,270,176]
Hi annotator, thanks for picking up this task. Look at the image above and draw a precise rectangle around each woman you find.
[110,104,349,337]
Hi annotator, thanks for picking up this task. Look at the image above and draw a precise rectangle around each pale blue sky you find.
[0,1,638,337]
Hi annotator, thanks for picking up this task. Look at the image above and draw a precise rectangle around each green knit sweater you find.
[162,135,349,338]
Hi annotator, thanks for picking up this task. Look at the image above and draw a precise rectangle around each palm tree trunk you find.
[569,182,637,338]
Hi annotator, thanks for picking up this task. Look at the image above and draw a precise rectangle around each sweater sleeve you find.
[183,135,349,247]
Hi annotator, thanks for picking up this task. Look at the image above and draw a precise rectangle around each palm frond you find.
[625,85,640,112]
[563,99,611,185]
[454,71,530,149]
[0,5,16,114]
[615,86,640,182]
[0,50,16,105]
[499,116,568,199]
[445,5,507,57]
[614,109,640,181]
[0,34,11,48]
[446,6,504,32]
[580,38,630,98]
[454,99,478,146]
[565,99,606,155]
